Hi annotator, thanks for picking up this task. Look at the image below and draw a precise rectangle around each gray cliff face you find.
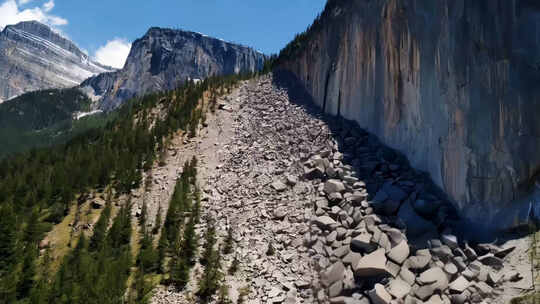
[280,0,540,229]
[82,27,266,110]
[0,21,113,102]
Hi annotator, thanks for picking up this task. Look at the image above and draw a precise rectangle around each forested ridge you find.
[0,71,256,304]
[0,88,108,159]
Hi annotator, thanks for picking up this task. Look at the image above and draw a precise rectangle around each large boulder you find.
[313,216,337,229]
[368,283,392,304]
[387,240,410,264]
[321,261,345,287]
[387,278,411,299]
[353,248,389,277]
[325,179,346,194]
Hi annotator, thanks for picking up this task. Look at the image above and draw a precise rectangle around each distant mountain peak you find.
[0,20,114,102]
[81,26,266,110]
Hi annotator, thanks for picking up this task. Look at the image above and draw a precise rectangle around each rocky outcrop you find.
[278,0,540,229]
[81,27,266,110]
[0,21,113,102]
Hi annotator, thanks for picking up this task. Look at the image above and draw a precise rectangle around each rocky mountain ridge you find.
[0,21,113,102]
[81,27,266,110]
[278,0,540,230]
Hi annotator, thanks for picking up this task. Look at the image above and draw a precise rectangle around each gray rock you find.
[449,276,470,293]
[273,207,287,220]
[414,284,437,301]
[478,253,504,269]
[444,263,458,275]
[464,243,478,260]
[342,251,362,267]
[431,245,453,261]
[314,216,337,229]
[353,248,389,277]
[427,295,444,304]
[387,240,410,264]
[328,280,344,298]
[285,174,298,186]
[327,231,338,244]
[441,233,458,249]
[385,228,406,247]
[272,181,288,192]
[325,179,346,194]
[305,166,325,179]
[418,267,449,291]
[386,260,401,278]
[329,192,344,203]
[493,245,516,258]
[399,266,416,285]
[350,233,373,252]
[487,271,502,286]
[405,249,431,270]
[387,279,411,299]
[450,294,468,304]
[368,284,392,304]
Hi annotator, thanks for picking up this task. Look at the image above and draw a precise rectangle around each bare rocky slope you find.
[129,73,530,304]
[0,21,113,103]
[81,27,266,111]
[278,0,540,230]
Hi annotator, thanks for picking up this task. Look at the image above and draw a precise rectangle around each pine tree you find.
[228,255,239,275]
[198,244,222,300]
[89,198,111,251]
[181,217,197,265]
[169,238,190,289]
[200,219,216,266]
[152,204,162,235]
[138,231,158,273]
[0,203,17,273]
[222,227,234,255]
[157,227,168,274]
[24,207,41,244]
[17,245,37,299]
[140,199,148,231]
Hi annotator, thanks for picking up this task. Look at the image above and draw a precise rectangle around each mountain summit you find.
[0,21,113,102]
[81,27,266,110]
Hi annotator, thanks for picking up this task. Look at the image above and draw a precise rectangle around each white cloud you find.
[42,0,53,12]
[0,0,67,30]
[94,38,131,69]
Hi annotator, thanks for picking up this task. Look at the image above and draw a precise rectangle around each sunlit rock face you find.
[81,27,266,110]
[0,21,113,103]
[279,0,540,229]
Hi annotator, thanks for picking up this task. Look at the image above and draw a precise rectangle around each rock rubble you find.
[152,73,524,303]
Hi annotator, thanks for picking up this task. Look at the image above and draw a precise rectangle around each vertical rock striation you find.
[0,21,113,102]
[279,0,540,229]
[81,27,266,110]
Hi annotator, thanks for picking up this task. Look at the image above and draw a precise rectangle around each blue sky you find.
[0,0,326,68]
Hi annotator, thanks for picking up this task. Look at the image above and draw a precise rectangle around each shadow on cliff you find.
[270,69,528,245]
